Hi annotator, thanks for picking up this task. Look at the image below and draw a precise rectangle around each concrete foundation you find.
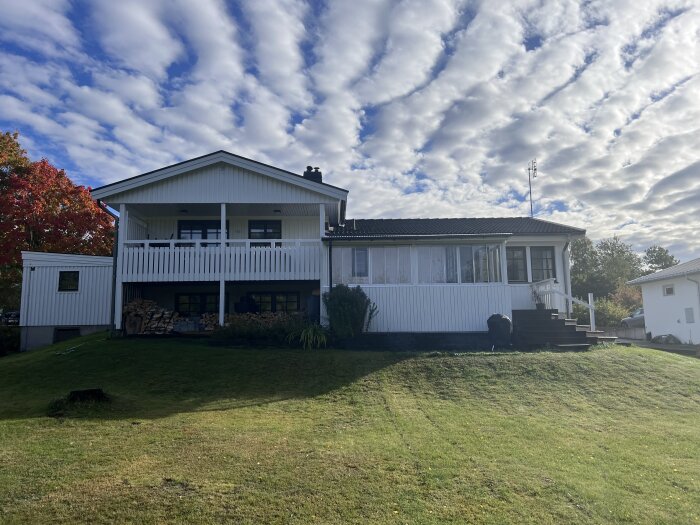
[21,325,109,351]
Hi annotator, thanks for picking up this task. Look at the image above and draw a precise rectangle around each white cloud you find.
[1,0,699,259]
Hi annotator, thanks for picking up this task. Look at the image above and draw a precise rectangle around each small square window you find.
[58,271,79,292]
[663,284,675,296]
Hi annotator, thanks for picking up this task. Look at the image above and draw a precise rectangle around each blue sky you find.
[0,0,699,260]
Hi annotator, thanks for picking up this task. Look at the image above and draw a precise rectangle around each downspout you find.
[328,239,333,291]
[97,199,119,332]
[562,237,571,316]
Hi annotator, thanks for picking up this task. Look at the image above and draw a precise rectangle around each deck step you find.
[553,343,592,350]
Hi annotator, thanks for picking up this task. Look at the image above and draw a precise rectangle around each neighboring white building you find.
[20,252,113,350]
[628,258,700,344]
[20,151,586,349]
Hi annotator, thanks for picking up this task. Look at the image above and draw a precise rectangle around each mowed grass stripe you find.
[0,334,698,524]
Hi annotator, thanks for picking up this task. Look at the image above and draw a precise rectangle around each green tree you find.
[571,236,643,299]
[0,131,114,310]
[595,236,643,297]
[643,245,679,274]
[570,237,599,298]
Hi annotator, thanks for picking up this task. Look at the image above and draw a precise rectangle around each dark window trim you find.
[175,293,228,316]
[177,220,228,240]
[530,246,556,281]
[58,271,80,292]
[506,246,528,283]
[247,292,301,313]
[248,220,282,240]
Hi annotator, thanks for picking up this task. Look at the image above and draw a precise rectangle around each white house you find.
[20,151,586,349]
[628,258,700,344]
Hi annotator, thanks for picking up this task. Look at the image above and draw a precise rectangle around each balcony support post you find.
[115,204,127,330]
[219,203,226,326]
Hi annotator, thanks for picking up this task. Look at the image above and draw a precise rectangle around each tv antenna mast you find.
[527,158,537,218]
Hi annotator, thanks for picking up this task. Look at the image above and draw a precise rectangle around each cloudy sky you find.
[1,0,698,259]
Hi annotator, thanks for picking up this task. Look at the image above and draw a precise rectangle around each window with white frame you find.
[370,246,411,284]
[663,284,675,296]
[418,245,501,284]
[506,247,528,283]
[352,248,368,277]
[58,271,79,292]
[530,247,556,281]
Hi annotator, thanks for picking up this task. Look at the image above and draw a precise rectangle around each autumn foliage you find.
[0,131,114,308]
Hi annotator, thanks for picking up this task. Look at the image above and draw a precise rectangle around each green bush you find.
[322,285,377,340]
[210,312,305,346]
[0,326,20,356]
[573,298,629,327]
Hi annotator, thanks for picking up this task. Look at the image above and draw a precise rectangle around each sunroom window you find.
[530,247,555,281]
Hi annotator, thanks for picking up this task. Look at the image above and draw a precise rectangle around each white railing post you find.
[588,293,596,331]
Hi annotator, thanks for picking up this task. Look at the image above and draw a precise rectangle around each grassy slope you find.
[0,334,698,524]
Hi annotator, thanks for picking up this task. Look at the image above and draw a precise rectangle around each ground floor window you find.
[530,247,556,281]
[248,292,300,313]
[176,293,225,316]
[506,247,528,283]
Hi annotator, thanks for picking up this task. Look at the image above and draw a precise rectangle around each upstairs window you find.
[58,271,79,292]
[663,284,675,296]
[530,247,556,281]
[178,220,226,240]
[506,247,528,283]
[249,220,281,240]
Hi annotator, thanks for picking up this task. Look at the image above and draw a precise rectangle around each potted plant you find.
[532,288,546,310]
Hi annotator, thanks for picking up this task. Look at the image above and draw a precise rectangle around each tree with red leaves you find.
[0,131,114,308]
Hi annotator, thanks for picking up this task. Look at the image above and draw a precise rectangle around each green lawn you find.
[0,334,699,524]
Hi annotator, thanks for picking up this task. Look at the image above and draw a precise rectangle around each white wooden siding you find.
[107,164,340,205]
[20,263,112,326]
[323,284,512,332]
[641,276,700,344]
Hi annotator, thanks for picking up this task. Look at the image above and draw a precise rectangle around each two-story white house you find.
[20,151,585,350]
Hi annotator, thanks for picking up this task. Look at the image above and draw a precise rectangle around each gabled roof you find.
[628,257,700,284]
[90,150,349,201]
[326,217,585,240]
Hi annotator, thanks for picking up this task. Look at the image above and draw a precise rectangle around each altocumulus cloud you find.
[0,0,698,259]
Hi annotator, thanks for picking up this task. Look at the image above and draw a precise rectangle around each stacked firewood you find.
[123,299,180,335]
[199,313,220,331]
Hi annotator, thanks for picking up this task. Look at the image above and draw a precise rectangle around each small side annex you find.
[19,252,113,351]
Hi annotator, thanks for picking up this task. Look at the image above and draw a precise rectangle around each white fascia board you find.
[91,152,348,202]
[22,251,114,267]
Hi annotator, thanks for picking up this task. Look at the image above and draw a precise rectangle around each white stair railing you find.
[531,279,596,331]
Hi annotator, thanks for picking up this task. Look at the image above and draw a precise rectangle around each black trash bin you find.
[487,313,512,349]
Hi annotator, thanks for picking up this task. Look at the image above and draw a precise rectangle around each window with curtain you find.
[507,247,528,282]
[530,247,556,281]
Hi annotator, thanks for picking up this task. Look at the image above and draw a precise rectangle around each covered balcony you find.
[117,203,325,282]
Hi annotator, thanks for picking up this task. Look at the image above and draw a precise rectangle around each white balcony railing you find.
[120,239,321,282]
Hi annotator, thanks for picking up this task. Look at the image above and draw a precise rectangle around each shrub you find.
[573,298,629,327]
[322,285,377,340]
[210,312,305,346]
[610,284,642,315]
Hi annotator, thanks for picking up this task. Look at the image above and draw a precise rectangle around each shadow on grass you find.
[0,333,415,421]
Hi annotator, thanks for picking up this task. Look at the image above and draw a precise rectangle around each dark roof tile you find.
[327,217,585,239]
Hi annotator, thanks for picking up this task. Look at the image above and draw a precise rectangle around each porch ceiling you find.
[127,202,325,219]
